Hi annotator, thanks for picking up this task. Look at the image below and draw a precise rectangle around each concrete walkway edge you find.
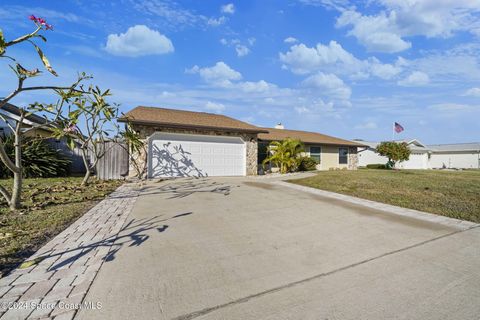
[275,181,478,230]
[0,183,139,320]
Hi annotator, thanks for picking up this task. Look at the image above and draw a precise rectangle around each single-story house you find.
[428,143,480,169]
[357,139,431,169]
[119,106,364,178]
[0,103,48,137]
[258,125,364,171]
[357,139,480,169]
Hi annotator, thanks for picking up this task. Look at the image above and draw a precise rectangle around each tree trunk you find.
[10,132,22,210]
[81,169,91,186]
[80,149,92,186]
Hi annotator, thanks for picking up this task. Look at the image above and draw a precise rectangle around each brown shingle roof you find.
[119,106,267,133]
[259,127,365,147]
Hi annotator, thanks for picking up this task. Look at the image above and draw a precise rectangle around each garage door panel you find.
[149,133,246,178]
[396,153,427,169]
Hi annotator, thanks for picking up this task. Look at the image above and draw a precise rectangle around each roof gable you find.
[406,139,426,148]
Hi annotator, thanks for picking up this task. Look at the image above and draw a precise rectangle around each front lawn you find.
[0,177,123,276]
[289,169,480,223]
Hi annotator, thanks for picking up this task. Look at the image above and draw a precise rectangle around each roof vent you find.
[275,123,284,129]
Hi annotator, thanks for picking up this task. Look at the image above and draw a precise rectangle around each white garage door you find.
[148,133,246,178]
[397,153,427,169]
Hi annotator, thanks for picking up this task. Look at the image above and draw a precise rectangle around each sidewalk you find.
[0,184,139,320]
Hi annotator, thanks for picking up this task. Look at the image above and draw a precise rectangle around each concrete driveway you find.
[78,177,480,320]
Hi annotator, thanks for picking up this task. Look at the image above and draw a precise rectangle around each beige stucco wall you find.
[305,144,358,170]
[131,124,258,177]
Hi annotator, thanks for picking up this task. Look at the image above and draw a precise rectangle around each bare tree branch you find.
[0,139,20,173]
[4,26,42,47]
[0,185,11,205]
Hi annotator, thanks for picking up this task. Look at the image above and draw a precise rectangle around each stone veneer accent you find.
[131,124,258,177]
[348,147,359,170]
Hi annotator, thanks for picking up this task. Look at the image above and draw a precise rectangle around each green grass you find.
[289,169,480,223]
[0,177,123,276]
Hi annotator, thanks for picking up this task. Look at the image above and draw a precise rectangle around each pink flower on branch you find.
[63,123,79,134]
[28,14,53,30]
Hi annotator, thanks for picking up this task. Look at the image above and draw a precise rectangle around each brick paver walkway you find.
[0,184,138,320]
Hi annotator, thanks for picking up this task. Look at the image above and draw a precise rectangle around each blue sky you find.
[1,0,480,144]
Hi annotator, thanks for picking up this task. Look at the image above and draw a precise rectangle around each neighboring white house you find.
[357,139,480,169]
[357,139,431,169]
[0,103,47,137]
[428,143,480,169]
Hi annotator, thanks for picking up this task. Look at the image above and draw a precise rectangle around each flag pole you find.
[392,122,394,141]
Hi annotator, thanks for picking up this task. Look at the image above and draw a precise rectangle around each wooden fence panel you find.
[47,139,128,180]
[95,141,129,180]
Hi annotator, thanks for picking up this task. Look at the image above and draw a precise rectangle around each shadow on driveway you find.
[139,178,240,199]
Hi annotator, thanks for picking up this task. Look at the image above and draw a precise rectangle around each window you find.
[310,146,321,163]
[339,147,348,164]
[258,142,269,164]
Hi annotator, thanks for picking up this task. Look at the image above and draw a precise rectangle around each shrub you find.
[376,141,411,168]
[366,164,387,169]
[0,136,71,178]
[298,156,318,171]
[263,138,305,174]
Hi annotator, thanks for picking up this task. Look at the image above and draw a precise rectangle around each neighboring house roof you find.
[259,127,365,147]
[357,140,430,152]
[356,141,378,149]
[119,106,268,133]
[428,142,480,152]
[0,103,47,125]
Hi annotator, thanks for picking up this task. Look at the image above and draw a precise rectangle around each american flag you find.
[394,122,404,133]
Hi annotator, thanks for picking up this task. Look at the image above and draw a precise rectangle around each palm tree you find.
[262,138,305,174]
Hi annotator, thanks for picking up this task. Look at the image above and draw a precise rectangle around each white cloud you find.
[238,80,276,93]
[294,99,335,115]
[186,61,242,86]
[132,0,229,30]
[105,25,174,57]
[205,101,226,113]
[221,3,235,14]
[235,45,250,57]
[279,41,361,75]
[354,121,378,129]
[382,0,480,38]
[397,71,430,86]
[369,57,403,79]
[207,16,227,26]
[284,37,298,44]
[298,0,349,10]
[429,103,474,111]
[221,38,254,58]
[294,106,311,114]
[334,1,480,53]
[279,40,405,80]
[0,5,93,26]
[336,10,411,53]
[186,62,279,94]
[464,87,480,97]
[302,72,351,100]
